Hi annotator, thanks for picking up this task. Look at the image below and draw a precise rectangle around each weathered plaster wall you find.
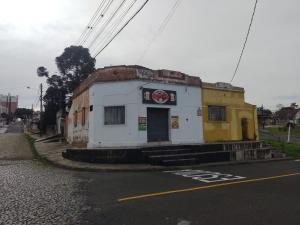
[202,87,259,143]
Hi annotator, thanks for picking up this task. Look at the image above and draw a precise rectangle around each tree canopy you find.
[37,45,96,126]
[14,108,33,119]
[55,45,96,93]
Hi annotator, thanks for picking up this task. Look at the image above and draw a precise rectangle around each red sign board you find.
[142,88,177,105]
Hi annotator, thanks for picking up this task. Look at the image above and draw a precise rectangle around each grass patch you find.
[24,133,48,163]
[265,126,300,138]
[265,139,300,158]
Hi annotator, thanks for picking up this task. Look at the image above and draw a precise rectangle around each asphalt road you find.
[78,160,300,225]
[1,123,300,225]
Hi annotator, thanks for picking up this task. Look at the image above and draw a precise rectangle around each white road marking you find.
[294,159,300,162]
[165,169,246,183]
[177,220,191,225]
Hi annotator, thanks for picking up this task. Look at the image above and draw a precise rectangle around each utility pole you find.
[6,93,11,124]
[8,94,11,121]
[6,94,9,125]
[40,83,43,136]
[287,123,291,143]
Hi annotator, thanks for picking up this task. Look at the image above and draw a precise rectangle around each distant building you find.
[201,82,259,142]
[0,94,18,114]
[0,105,8,114]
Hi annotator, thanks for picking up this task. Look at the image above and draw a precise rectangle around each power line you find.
[80,0,114,46]
[76,0,107,45]
[90,0,137,55]
[91,0,137,53]
[93,0,150,58]
[137,0,182,64]
[230,0,258,83]
[87,0,129,49]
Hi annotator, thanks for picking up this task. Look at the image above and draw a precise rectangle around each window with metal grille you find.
[208,106,226,121]
[104,106,125,125]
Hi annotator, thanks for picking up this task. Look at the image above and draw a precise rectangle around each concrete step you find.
[142,148,193,156]
[148,151,230,165]
[162,158,197,166]
[271,150,286,158]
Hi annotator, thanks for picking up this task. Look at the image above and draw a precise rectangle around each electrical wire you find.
[90,0,137,55]
[87,0,128,49]
[90,0,136,53]
[80,0,115,46]
[137,0,182,64]
[76,0,107,45]
[230,0,258,83]
[93,0,150,58]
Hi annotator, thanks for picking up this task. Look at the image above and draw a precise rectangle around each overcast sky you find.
[0,0,299,110]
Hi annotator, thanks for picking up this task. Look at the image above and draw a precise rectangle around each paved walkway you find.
[0,133,33,160]
[0,125,8,134]
[33,137,165,171]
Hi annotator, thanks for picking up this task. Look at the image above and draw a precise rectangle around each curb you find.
[28,133,296,172]
[33,144,296,172]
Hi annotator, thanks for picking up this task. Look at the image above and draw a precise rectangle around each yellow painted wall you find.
[202,87,259,143]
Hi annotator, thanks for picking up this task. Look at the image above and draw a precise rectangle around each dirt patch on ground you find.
[0,133,33,160]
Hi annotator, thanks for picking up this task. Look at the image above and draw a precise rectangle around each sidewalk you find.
[31,134,294,172]
[0,133,33,160]
[33,137,165,171]
[0,125,8,134]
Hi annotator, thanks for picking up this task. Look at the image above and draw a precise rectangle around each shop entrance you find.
[147,108,169,142]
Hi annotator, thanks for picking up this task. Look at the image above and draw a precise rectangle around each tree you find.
[257,105,272,117]
[14,108,33,119]
[275,104,298,122]
[37,66,49,77]
[56,45,96,93]
[290,102,299,109]
[257,105,273,128]
[37,45,95,127]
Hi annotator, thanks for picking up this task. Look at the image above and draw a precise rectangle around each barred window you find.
[104,106,125,125]
[208,106,226,121]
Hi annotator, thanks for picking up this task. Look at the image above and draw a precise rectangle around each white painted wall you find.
[87,80,203,148]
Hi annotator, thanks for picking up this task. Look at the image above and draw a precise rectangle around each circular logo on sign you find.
[151,90,169,104]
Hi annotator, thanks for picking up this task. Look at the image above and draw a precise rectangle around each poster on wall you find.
[142,88,177,105]
[171,116,179,129]
[138,117,147,131]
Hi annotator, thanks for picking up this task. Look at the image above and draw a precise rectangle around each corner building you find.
[67,66,204,148]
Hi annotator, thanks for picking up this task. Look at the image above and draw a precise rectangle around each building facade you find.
[67,66,203,148]
[0,105,8,114]
[202,82,259,142]
[0,94,18,114]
